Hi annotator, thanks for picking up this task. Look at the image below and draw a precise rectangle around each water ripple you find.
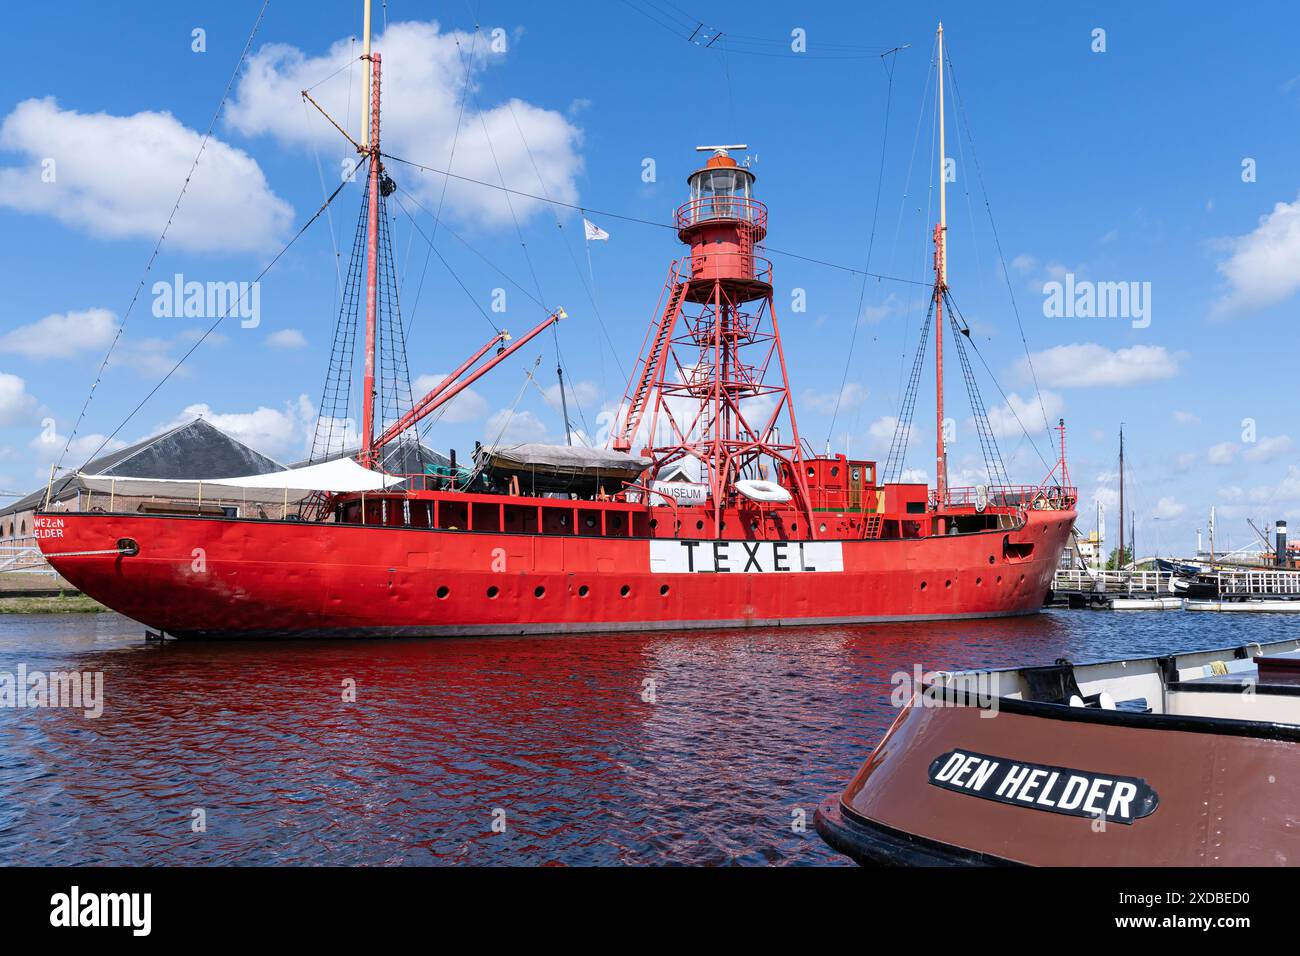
[1,609,1293,865]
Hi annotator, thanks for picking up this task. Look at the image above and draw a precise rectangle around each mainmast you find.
[359,0,381,467]
[933,22,949,507]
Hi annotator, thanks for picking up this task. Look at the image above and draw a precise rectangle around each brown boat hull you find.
[818,697,1300,866]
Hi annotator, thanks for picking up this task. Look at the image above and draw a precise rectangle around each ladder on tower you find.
[619,268,687,450]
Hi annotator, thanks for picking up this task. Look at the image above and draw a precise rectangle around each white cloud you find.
[543,378,599,409]
[411,373,489,424]
[159,395,314,458]
[226,20,583,227]
[30,427,127,470]
[987,390,1064,440]
[802,382,866,416]
[1210,192,1300,318]
[1173,409,1200,426]
[0,97,292,253]
[1207,441,1237,466]
[0,308,116,359]
[1021,343,1180,388]
[267,328,308,349]
[1152,496,1186,520]
[1244,434,1294,463]
[861,294,904,324]
[0,373,37,426]
[485,407,547,443]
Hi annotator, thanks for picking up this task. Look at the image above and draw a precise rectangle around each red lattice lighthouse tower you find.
[615,146,812,525]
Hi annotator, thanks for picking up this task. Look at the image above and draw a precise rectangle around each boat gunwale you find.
[815,796,1019,867]
[34,505,1069,546]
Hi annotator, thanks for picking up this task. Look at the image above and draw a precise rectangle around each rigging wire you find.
[826,45,904,445]
[944,42,1056,461]
[55,0,272,479]
[403,27,479,339]
[944,291,1053,473]
[380,151,931,289]
[618,0,898,59]
[390,191,499,332]
[78,163,362,469]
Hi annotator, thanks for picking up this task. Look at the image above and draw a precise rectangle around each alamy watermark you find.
[0,664,104,718]
[891,664,1000,717]
[152,273,261,328]
[1042,272,1150,329]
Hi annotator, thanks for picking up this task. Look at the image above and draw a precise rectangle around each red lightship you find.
[38,17,1075,638]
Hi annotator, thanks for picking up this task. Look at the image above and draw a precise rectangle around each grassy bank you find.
[0,594,108,614]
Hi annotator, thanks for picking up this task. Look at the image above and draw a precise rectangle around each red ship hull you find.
[36,508,1073,639]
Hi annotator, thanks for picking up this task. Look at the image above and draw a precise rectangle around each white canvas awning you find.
[78,457,403,504]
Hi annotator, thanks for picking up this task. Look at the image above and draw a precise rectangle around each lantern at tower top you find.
[676,145,768,301]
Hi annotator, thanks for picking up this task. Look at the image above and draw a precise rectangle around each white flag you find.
[583,217,609,241]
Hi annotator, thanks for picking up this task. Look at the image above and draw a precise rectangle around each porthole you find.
[620,585,631,597]
[996,575,1003,584]
[831,466,840,477]
[851,469,860,481]
[436,586,450,599]
[534,585,546,598]
[988,555,995,564]
[975,577,982,586]
[944,579,952,589]
[487,586,499,599]
[819,522,827,533]
[807,466,815,477]
[578,585,590,597]
[696,520,705,530]
[650,519,658,529]
[659,584,670,596]
[920,581,928,591]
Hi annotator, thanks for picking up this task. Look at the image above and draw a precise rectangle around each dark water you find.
[1,609,1295,865]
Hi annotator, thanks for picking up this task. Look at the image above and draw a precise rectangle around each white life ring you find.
[974,484,989,513]
[734,479,792,503]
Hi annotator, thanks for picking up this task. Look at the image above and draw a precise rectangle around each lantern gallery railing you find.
[675,196,768,231]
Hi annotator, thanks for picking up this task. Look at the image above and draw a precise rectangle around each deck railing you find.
[934,484,1077,511]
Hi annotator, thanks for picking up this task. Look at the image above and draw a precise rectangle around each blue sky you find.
[1,0,1298,557]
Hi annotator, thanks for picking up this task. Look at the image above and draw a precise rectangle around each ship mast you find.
[933,22,949,507]
[359,0,381,467]
[1118,425,1125,570]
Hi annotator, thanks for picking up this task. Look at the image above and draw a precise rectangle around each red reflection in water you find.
[0,610,1274,864]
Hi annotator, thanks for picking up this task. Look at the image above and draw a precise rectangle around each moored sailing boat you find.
[37,17,1075,638]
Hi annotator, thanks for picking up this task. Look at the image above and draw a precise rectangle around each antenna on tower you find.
[695,144,747,156]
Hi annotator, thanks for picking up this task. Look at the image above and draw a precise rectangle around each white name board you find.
[650,481,709,506]
[650,539,844,574]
